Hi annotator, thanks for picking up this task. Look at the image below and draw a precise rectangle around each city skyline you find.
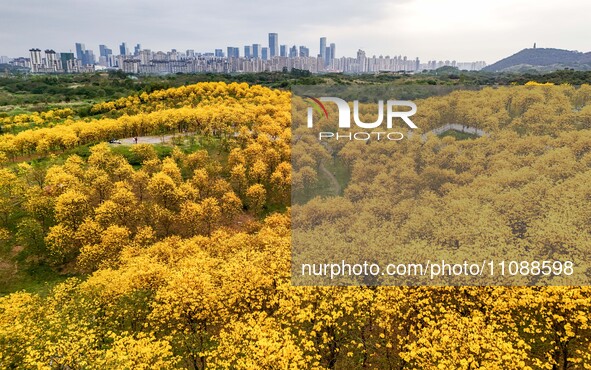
[2,0,590,64]
[14,33,486,75]
[10,34,482,68]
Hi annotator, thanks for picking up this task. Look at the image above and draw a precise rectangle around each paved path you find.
[421,123,487,140]
[118,134,179,145]
[319,161,341,196]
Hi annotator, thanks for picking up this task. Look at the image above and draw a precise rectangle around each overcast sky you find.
[1,0,590,63]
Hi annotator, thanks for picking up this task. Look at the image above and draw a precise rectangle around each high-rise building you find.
[299,46,309,57]
[153,51,167,61]
[99,45,106,57]
[75,43,86,64]
[269,33,278,58]
[262,47,269,61]
[29,48,42,71]
[119,42,128,56]
[357,49,367,72]
[84,50,95,65]
[227,47,239,59]
[44,49,57,70]
[319,37,327,61]
[139,50,151,65]
[330,43,336,61]
[169,49,180,61]
[14,36,442,75]
[252,44,261,59]
[60,52,76,72]
[98,45,113,67]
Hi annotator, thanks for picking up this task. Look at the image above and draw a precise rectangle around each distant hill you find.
[483,48,591,72]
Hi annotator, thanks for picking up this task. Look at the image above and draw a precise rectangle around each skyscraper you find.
[134,44,141,56]
[330,43,336,61]
[227,47,239,59]
[299,46,309,57]
[215,49,224,57]
[98,45,113,67]
[75,43,86,65]
[269,33,279,58]
[84,50,95,65]
[262,47,269,61]
[60,52,75,72]
[289,45,297,58]
[99,45,108,57]
[252,44,261,59]
[244,45,252,59]
[119,42,128,56]
[357,49,367,73]
[280,45,287,57]
[319,37,327,61]
[29,48,42,72]
[45,49,57,70]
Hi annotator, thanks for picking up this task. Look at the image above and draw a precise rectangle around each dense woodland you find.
[1,80,591,368]
[2,68,591,116]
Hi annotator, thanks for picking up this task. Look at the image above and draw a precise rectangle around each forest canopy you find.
[1,82,591,369]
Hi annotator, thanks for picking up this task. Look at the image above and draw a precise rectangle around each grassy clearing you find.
[324,157,351,194]
[0,263,72,296]
[438,129,480,140]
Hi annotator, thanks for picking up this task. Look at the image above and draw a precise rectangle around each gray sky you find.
[1,0,590,63]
